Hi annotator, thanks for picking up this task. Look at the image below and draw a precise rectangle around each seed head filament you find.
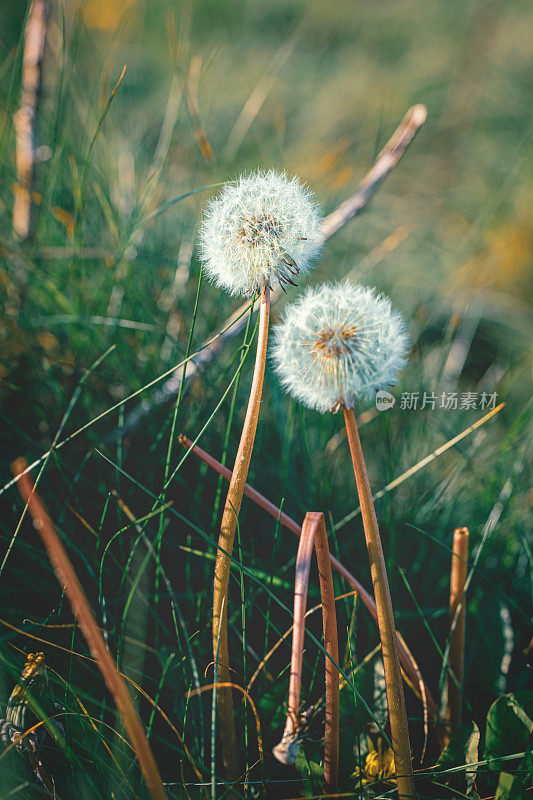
[237,212,284,248]
[307,322,376,406]
[312,324,360,365]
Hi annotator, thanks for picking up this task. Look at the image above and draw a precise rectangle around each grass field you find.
[0,1,532,798]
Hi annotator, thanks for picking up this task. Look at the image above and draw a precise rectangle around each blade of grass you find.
[334,402,505,532]
[1,301,254,498]
[77,65,127,220]
[0,344,116,577]
[211,299,256,529]
[11,459,168,800]
[93,448,393,744]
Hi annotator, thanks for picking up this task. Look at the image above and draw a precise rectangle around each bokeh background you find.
[0,1,531,797]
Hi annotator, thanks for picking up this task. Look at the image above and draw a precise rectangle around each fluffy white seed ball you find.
[198,170,323,296]
[272,282,409,413]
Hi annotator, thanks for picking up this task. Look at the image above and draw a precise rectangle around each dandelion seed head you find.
[272,282,409,413]
[198,170,323,296]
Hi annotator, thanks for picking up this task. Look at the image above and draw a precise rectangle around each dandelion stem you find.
[212,284,270,779]
[444,526,469,743]
[342,406,415,800]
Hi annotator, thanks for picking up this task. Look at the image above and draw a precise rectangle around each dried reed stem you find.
[11,459,167,800]
[178,434,439,724]
[119,104,427,437]
[320,105,427,240]
[212,285,270,778]
[273,512,339,792]
[12,0,47,240]
[444,526,469,743]
[342,407,415,800]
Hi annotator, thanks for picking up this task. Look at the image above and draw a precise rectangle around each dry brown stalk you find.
[119,103,427,437]
[111,490,207,777]
[342,407,415,800]
[11,459,168,800]
[212,285,270,778]
[444,526,469,744]
[273,512,339,792]
[12,0,48,240]
[320,105,427,240]
[178,434,439,724]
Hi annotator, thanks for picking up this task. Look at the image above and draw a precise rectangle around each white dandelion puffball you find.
[198,170,323,296]
[272,282,409,413]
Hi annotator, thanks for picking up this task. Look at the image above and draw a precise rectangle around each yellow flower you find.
[353,736,396,787]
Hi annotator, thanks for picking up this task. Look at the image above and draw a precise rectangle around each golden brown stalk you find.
[11,459,168,800]
[321,104,427,240]
[342,407,415,800]
[178,433,439,725]
[444,526,469,743]
[273,512,339,792]
[212,285,270,778]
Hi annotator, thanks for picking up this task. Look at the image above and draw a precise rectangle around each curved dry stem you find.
[273,512,339,793]
[11,459,167,800]
[342,407,415,800]
[212,285,270,778]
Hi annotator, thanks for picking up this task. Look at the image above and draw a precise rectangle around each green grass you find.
[0,1,532,798]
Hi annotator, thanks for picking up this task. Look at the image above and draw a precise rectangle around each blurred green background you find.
[0,1,531,797]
